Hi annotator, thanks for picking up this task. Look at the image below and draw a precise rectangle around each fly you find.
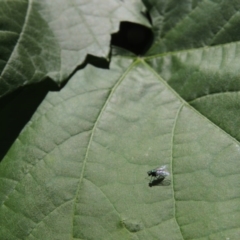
[147,165,170,187]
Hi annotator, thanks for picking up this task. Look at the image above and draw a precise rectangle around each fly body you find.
[147,165,170,187]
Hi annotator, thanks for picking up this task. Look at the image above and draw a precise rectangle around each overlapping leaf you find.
[0,0,149,97]
[145,0,240,141]
[1,0,240,239]
[145,0,240,53]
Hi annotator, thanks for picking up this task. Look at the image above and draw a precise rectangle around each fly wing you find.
[156,165,170,177]
[156,165,167,171]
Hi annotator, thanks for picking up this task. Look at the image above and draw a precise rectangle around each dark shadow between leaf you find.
[60,54,110,90]
[111,21,153,55]
[0,78,58,162]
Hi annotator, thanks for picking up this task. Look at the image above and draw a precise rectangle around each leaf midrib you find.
[70,58,139,238]
[170,104,184,240]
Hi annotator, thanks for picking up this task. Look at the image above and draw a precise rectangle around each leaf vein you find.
[0,0,32,87]
[70,59,139,238]
[170,104,184,240]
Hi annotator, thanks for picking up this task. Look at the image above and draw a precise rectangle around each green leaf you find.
[1,57,240,239]
[144,0,240,141]
[145,0,240,53]
[0,0,149,97]
[1,1,240,239]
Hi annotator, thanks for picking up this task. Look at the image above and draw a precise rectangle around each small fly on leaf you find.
[147,165,170,187]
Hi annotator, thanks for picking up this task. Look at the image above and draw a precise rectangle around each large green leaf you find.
[1,57,240,239]
[1,0,240,239]
[0,0,149,97]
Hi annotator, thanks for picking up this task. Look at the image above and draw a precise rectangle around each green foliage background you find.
[0,0,240,239]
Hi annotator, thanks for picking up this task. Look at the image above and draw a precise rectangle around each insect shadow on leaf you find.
[148,177,171,187]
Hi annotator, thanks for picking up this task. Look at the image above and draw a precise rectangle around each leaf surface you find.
[1,56,240,239]
[0,0,149,97]
[1,1,240,239]
[145,0,240,141]
[145,0,240,54]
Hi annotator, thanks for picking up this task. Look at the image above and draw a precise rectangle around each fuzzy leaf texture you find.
[0,0,148,97]
[1,0,240,240]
